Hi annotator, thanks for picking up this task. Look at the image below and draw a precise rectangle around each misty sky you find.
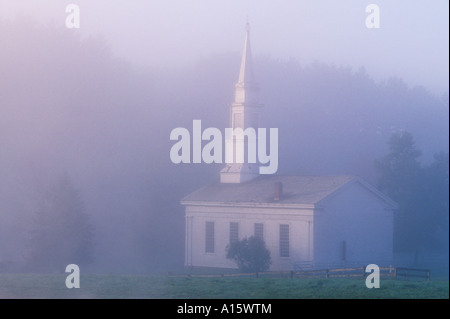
[0,0,448,96]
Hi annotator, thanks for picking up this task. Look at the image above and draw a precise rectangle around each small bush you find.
[226,236,271,273]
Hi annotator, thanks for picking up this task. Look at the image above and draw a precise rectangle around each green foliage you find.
[28,173,94,272]
[226,236,271,273]
[376,131,449,252]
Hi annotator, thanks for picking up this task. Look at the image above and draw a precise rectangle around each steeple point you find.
[237,21,256,88]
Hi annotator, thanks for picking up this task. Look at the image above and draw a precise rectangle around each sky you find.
[0,0,448,96]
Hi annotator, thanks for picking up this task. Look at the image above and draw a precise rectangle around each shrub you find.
[226,236,271,273]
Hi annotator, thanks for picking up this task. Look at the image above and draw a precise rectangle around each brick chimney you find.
[274,182,283,201]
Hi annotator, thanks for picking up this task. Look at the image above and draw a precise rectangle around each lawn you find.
[0,274,448,299]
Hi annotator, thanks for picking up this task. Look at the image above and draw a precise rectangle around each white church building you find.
[180,24,397,271]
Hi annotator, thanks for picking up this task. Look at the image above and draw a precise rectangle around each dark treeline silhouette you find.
[27,173,94,273]
[376,132,449,254]
[0,19,448,273]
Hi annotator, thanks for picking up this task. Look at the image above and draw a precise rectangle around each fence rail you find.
[168,266,417,280]
[395,267,430,281]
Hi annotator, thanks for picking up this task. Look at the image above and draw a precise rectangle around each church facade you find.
[180,24,396,271]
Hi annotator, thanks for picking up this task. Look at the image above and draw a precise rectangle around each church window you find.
[205,221,215,253]
[229,222,239,244]
[279,224,290,257]
[254,223,264,240]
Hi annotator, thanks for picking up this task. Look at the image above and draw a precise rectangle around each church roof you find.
[181,175,360,206]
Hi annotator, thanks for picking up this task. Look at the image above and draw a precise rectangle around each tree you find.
[375,131,422,202]
[28,173,94,272]
[422,151,449,248]
[376,132,449,252]
[375,131,424,252]
[226,236,271,273]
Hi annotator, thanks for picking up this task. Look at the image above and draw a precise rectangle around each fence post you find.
[290,271,294,279]
[326,269,329,279]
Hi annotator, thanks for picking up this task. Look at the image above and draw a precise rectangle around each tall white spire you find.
[220,22,263,184]
[237,22,255,85]
[234,21,259,105]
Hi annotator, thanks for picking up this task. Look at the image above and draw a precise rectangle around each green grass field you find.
[0,274,448,299]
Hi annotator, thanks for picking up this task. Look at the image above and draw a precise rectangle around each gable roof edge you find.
[315,176,398,209]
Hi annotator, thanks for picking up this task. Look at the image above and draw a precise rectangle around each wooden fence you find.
[395,267,430,281]
[168,266,421,280]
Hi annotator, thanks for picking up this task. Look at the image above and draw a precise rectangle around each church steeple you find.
[237,22,255,85]
[220,22,263,184]
[234,22,259,105]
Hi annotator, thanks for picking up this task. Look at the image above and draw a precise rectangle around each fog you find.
[1,0,448,94]
[0,1,448,274]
